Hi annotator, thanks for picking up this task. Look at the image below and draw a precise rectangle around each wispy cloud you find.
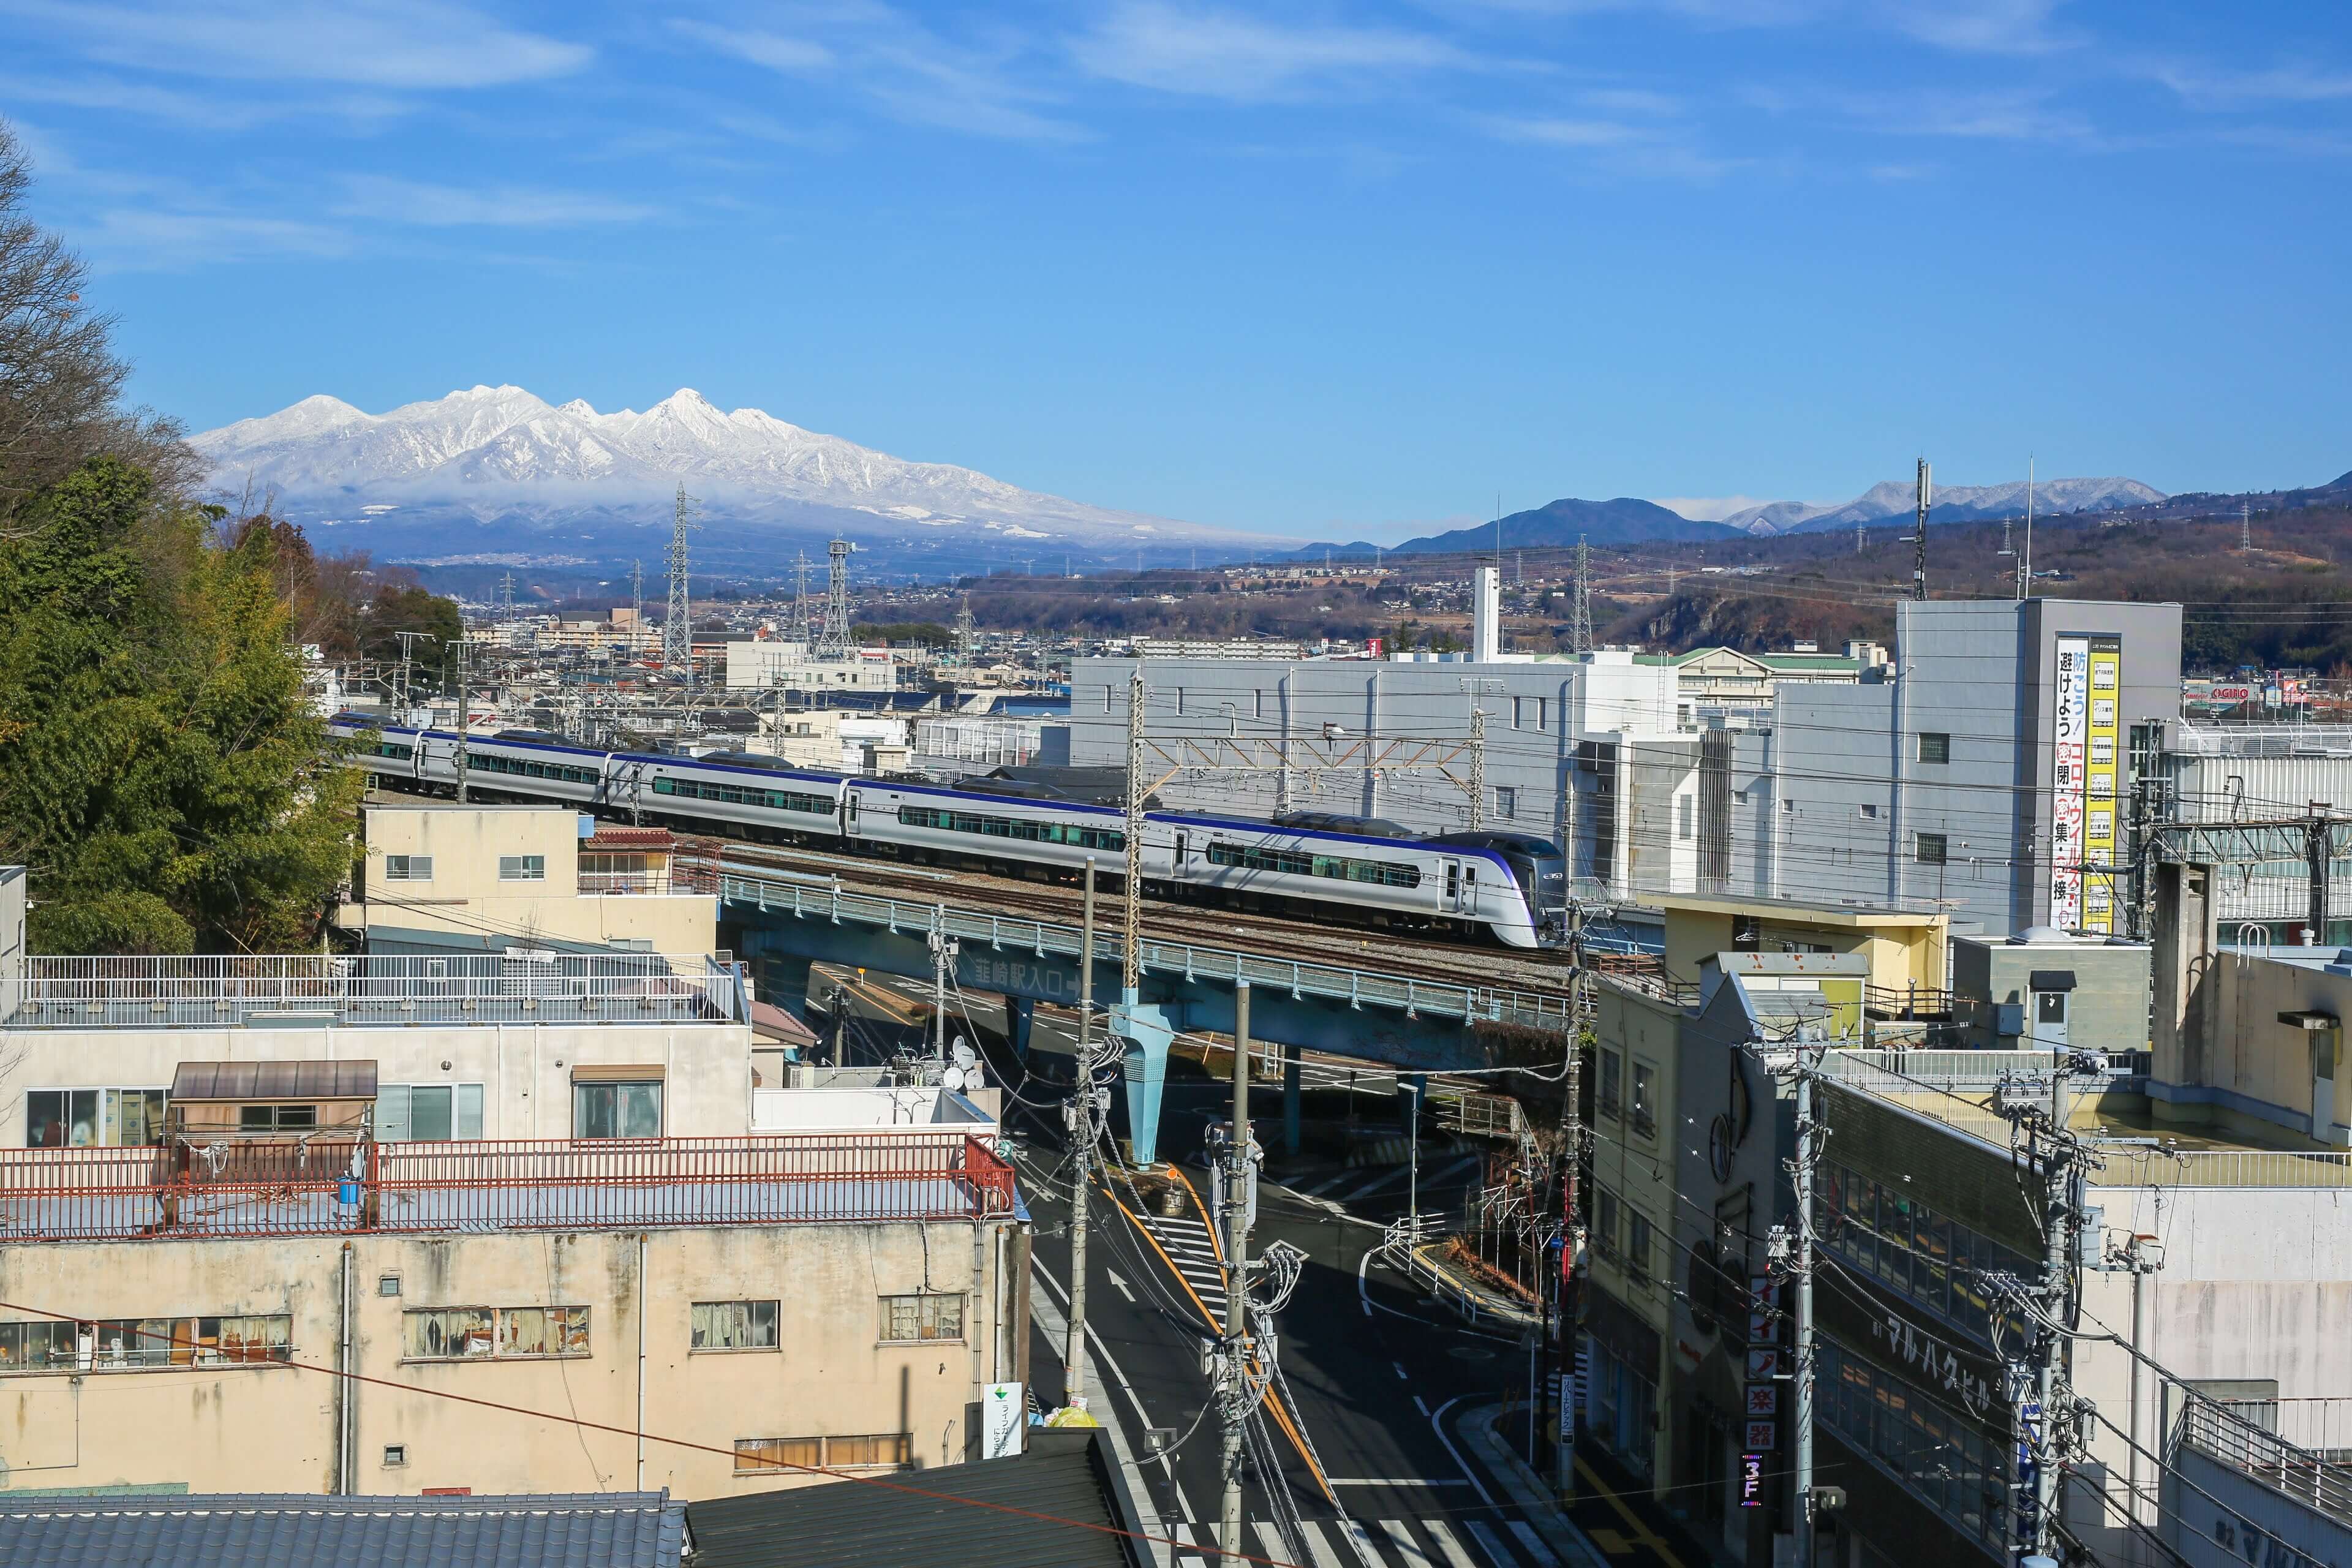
[1877,0,2076,56]
[1070,3,1476,102]
[1,0,590,89]
[673,8,1085,143]
[2139,58,2352,111]
[333,176,658,227]
[1486,89,1745,179]
[0,70,411,129]
[84,208,353,268]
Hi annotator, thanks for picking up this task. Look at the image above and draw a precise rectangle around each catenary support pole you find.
[1793,1057,1818,1568]
[1219,984,1253,1563]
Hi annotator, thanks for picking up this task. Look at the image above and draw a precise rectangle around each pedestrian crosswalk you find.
[1139,1204,1230,1325]
[1158,1512,1564,1568]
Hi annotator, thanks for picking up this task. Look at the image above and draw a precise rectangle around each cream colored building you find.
[340,805,717,957]
[723,641,898,693]
[0,1133,1026,1498]
[752,709,911,774]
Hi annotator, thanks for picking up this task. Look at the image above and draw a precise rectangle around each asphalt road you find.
[815,969,1700,1568]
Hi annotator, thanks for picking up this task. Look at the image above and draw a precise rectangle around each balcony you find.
[0,1133,1017,1243]
[1,952,751,1031]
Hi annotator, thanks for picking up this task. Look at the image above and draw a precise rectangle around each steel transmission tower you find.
[629,559,644,631]
[955,595,976,667]
[1912,458,1932,601]
[663,484,699,685]
[1570,536,1594,655]
[813,539,856,658]
[2241,500,2252,552]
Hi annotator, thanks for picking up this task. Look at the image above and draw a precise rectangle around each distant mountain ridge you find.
[1724,475,2166,535]
[192,385,1286,578]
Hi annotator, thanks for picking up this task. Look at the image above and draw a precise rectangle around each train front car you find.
[1430,830,1566,948]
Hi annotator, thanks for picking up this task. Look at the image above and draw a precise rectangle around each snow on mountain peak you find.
[186,383,1244,556]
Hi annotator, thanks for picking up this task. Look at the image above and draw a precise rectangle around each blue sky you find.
[6,0,2349,541]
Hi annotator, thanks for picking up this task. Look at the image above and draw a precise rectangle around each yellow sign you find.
[2082,638,2122,932]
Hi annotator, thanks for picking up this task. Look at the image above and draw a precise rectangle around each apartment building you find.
[0,894,1026,1498]
[339,804,717,958]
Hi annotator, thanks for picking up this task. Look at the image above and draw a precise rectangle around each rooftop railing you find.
[1,952,751,1031]
[0,1133,1015,1242]
[2176,1396,2352,1527]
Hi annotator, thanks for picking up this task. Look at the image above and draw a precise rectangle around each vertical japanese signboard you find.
[2050,638,2089,930]
[2050,634,2124,932]
[2082,636,2122,932]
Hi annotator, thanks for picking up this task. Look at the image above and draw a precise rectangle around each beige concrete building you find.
[339,805,717,958]
[724,641,897,693]
[0,1130,1026,1498]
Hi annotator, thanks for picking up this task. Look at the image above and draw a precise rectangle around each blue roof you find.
[0,1491,685,1567]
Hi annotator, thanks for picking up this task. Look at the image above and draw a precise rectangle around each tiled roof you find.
[0,1491,685,1567]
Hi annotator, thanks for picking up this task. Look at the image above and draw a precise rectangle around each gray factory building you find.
[1070,597,2184,940]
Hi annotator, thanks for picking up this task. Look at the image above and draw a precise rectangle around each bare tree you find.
[0,118,198,518]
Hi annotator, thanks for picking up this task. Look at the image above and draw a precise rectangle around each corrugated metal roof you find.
[169,1060,380,1101]
[684,1432,1148,1568]
[0,1491,685,1567]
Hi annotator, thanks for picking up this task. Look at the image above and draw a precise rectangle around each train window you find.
[897,804,1124,853]
[1207,842,1420,889]
[650,777,832,815]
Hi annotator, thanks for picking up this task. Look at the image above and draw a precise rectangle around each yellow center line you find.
[1161,1166,1337,1509]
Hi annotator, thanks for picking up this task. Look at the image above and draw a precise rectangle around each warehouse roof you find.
[684,1431,1149,1568]
[0,1490,686,1567]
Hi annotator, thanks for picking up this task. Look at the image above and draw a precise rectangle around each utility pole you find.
[453,633,472,805]
[1551,938,1588,1496]
[927,914,956,1060]
[1790,1053,1820,1568]
[392,630,436,722]
[1912,457,1932,602]
[1218,983,1254,1564]
[1063,861,1100,1408]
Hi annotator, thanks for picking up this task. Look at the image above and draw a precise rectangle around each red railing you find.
[0,1134,1016,1243]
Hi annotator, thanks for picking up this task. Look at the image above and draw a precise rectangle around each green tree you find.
[0,456,361,953]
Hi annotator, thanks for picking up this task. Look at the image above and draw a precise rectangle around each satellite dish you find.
[952,1038,978,1070]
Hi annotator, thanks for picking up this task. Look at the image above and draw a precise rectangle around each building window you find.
[1253,689,1267,720]
[1734,790,1749,807]
[692,1300,780,1351]
[376,1084,484,1142]
[238,1104,318,1132]
[880,1294,965,1343]
[379,1276,402,1298]
[1781,799,1795,815]
[1815,1340,2008,1556]
[26,1088,165,1148]
[1820,1163,2035,1349]
[498,854,546,881]
[1630,1064,1655,1138]
[1597,1050,1622,1118]
[0,1314,292,1371]
[1917,832,1948,867]
[383,1445,407,1468]
[1627,1212,1654,1284]
[1594,1189,1619,1262]
[383,854,433,881]
[1918,732,1951,764]
[1676,796,1693,841]
[1860,804,1880,820]
[402,1306,589,1361]
[574,1081,662,1139]
[736,1436,823,1474]
[736,1434,908,1474]
[1493,785,1517,820]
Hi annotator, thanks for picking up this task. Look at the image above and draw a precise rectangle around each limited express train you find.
[331,717,1566,948]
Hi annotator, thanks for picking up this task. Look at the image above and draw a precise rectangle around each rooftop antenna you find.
[1571,535,1594,655]
[2018,454,2035,601]
[663,483,700,687]
[1910,457,1931,601]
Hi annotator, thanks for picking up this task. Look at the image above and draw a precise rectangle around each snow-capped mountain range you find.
[1723,475,2165,535]
[192,385,1280,576]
